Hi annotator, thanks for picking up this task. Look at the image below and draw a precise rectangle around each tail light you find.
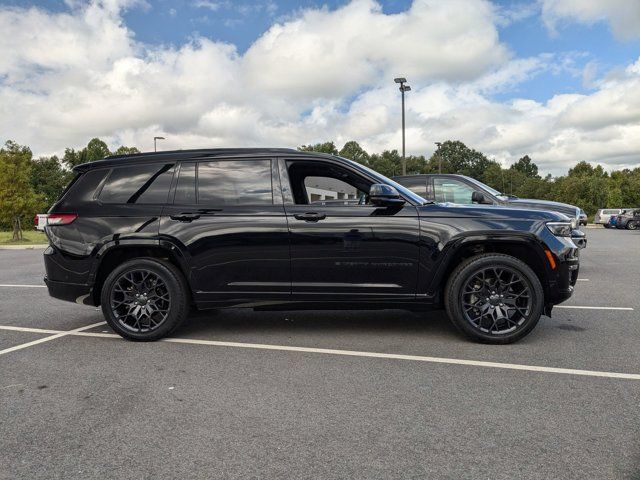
[45,213,78,226]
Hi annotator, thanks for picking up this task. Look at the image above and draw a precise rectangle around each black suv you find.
[43,149,579,344]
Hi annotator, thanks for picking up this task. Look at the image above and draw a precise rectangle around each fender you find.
[423,231,552,297]
[88,238,163,284]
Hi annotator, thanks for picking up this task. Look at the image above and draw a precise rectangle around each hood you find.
[505,198,579,219]
[419,202,570,222]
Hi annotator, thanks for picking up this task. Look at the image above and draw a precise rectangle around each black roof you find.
[73,148,335,172]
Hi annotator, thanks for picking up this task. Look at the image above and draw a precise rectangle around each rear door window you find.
[401,178,428,197]
[99,164,175,204]
[197,160,273,205]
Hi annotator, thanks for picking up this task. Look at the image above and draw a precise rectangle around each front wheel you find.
[627,221,638,230]
[445,254,544,344]
[101,258,189,341]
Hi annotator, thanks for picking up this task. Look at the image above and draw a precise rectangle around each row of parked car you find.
[594,208,640,230]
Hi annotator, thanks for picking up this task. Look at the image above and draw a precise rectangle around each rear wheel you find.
[445,254,544,344]
[101,258,189,341]
[603,224,610,229]
[627,221,638,230]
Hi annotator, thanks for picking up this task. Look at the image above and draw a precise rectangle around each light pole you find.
[394,77,411,175]
[435,142,443,174]
[154,136,165,152]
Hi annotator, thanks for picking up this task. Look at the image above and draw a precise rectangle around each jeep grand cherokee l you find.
[42,149,579,344]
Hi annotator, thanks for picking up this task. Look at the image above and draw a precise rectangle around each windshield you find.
[460,175,510,199]
[340,157,429,205]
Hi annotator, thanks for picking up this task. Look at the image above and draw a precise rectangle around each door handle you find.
[170,213,201,222]
[294,212,326,222]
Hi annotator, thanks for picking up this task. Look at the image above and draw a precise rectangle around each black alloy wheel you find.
[460,267,532,335]
[101,258,189,341]
[110,269,171,333]
[445,254,544,344]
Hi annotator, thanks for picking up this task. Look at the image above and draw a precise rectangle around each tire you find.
[444,254,544,344]
[603,224,610,229]
[627,221,638,230]
[101,258,190,341]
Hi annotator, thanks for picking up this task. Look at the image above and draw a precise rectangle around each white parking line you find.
[1,324,640,380]
[576,278,589,282]
[556,305,634,311]
[0,325,60,334]
[0,322,105,356]
[0,284,46,288]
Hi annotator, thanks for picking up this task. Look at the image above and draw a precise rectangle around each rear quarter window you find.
[99,164,175,204]
[63,169,110,204]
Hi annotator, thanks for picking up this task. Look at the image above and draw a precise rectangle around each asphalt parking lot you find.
[1,227,639,479]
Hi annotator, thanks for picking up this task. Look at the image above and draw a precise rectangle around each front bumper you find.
[571,229,587,249]
[545,250,579,312]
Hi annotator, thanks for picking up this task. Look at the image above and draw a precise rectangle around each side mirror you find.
[369,184,406,207]
[472,191,490,204]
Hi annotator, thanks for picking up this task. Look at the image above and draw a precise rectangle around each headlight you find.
[546,221,572,237]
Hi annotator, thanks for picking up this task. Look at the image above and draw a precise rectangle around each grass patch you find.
[0,230,48,245]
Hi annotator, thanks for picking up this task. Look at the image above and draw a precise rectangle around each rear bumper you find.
[43,246,96,306]
[44,276,96,305]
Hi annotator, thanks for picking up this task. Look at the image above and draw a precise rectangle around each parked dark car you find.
[394,174,587,248]
[615,209,640,230]
[42,149,579,344]
[578,209,587,226]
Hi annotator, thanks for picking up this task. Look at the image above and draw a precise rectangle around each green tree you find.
[368,150,402,177]
[510,155,539,178]
[113,146,140,156]
[62,138,125,169]
[62,147,84,169]
[338,141,369,164]
[30,156,73,209]
[427,140,498,180]
[298,142,338,155]
[85,138,111,161]
[0,141,43,240]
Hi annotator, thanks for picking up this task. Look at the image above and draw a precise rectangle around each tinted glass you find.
[433,178,475,204]
[65,169,109,203]
[100,164,174,204]
[175,162,196,204]
[198,160,272,205]
[402,178,427,197]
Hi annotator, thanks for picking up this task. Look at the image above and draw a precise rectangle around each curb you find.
[0,244,49,250]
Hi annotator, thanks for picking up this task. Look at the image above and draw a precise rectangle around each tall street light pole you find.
[154,136,165,152]
[394,77,411,175]
[435,142,442,174]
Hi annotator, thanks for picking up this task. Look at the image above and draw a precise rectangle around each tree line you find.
[1,137,639,239]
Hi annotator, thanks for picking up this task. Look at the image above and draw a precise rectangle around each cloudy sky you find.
[1,0,639,175]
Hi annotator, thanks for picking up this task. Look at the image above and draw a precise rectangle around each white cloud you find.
[0,0,639,176]
[541,0,640,40]
[193,1,225,12]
